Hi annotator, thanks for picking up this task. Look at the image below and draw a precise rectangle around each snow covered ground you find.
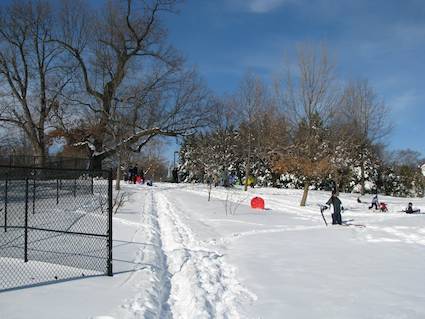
[1,183,425,318]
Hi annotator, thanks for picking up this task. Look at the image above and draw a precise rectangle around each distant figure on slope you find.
[357,197,362,203]
[128,166,134,184]
[133,164,138,184]
[140,167,145,184]
[172,167,179,183]
[247,176,256,188]
[404,202,421,214]
[326,190,343,225]
[369,194,379,210]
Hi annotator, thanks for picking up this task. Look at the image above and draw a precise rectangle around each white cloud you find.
[390,90,419,113]
[237,0,290,13]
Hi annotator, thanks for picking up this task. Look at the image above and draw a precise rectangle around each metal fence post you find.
[91,174,94,195]
[32,178,36,214]
[56,179,59,205]
[107,169,113,276]
[73,178,77,197]
[4,175,8,232]
[24,178,29,262]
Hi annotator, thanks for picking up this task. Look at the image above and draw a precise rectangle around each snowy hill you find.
[2,183,425,318]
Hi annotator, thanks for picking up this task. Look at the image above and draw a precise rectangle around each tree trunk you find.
[334,181,340,196]
[300,181,309,206]
[244,161,250,191]
[360,158,366,195]
[335,175,342,196]
[115,158,121,191]
[244,131,252,192]
[236,168,243,185]
[33,144,46,168]
[89,155,103,170]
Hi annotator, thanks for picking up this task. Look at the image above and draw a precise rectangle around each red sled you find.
[251,197,265,210]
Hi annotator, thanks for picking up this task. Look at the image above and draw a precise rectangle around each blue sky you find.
[163,0,425,157]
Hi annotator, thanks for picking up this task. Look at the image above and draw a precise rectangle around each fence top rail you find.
[0,165,111,174]
[0,155,88,160]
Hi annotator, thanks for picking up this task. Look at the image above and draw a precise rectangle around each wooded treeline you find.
[178,47,425,204]
[0,1,423,203]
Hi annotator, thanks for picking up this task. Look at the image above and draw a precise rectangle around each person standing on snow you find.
[132,164,138,184]
[140,166,145,184]
[128,166,134,184]
[369,194,379,210]
[172,167,178,183]
[326,190,343,225]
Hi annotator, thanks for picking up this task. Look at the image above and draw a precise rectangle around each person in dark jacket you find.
[128,166,134,184]
[132,165,138,184]
[405,202,420,214]
[326,190,343,225]
[172,167,178,183]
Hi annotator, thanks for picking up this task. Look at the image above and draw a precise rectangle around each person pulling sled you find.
[369,194,379,210]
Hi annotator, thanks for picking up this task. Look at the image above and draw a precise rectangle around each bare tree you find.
[339,80,391,194]
[234,73,271,191]
[274,113,331,205]
[277,44,337,206]
[389,149,423,168]
[53,0,211,169]
[326,121,356,194]
[0,1,69,166]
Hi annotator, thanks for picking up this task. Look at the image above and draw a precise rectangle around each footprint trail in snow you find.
[118,189,255,319]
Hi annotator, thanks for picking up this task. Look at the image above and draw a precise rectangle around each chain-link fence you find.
[0,155,90,169]
[0,166,112,291]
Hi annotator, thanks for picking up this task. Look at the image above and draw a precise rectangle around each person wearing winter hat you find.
[405,202,420,214]
[326,190,343,225]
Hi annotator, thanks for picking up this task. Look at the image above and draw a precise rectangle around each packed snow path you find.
[118,189,253,319]
[2,183,425,318]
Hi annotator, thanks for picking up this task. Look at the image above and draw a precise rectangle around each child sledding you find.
[403,202,421,214]
[367,193,388,212]
[379,202,388,212]
[358,195,423,215]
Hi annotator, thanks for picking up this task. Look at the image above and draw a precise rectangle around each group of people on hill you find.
[363,193,420,214]
[126,164,154,186]
[324,191,421,225]
[125,164,146,184]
